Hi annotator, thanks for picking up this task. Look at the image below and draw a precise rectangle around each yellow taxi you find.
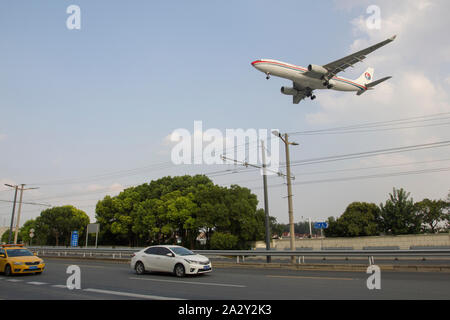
[0,244,45,276]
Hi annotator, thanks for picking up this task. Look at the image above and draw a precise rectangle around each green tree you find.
[19,219,37,245]
[95,175,265,249]
[380,188,420,235]
[210,232,238,250]
[414,198,449,233]
[269,216,284,238]
[34,206,90,246]
[1,229,20,243]
[324,202,381,237]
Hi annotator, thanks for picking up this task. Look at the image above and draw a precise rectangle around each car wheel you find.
[174,264,185,277]
[4,264,12,276]
[135,261,145,275]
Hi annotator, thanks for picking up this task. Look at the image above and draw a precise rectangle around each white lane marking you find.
[6,279,23,282]
[52,285,68,289]
[129,277,246,288]
[27,281,48,285]
[83,288,185,300]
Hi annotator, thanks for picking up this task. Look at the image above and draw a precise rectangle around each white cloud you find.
[86,183,124,193]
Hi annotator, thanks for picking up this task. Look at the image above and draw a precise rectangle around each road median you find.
[38,254,450,273]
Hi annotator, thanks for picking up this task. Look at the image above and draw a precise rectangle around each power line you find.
[250,166,450,190]
[283,140,450,168]
[25,112,450,187]
[0,199,51,207]
[218,157,450,186]
[287,112,450,136]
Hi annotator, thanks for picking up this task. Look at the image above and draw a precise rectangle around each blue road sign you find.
[314,222,328,229]
[71,231,79,247]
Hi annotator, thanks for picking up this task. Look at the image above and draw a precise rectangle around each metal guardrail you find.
[27,247,450,265]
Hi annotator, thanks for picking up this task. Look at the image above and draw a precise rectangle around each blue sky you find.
[1,1,449,225]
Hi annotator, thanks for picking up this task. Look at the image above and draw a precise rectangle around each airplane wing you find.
[292,81,308,104]
[321,35,396,80]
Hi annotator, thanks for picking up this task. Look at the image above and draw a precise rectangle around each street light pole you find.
[14,184,25,244]
[272,132,298,264]
[13,184,39,244]
[261,140,271,263]
[5,184,19,244]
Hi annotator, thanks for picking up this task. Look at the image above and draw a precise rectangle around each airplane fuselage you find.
[251,59,367,92]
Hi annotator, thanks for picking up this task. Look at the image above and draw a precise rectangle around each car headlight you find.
[184,259,196,264]
[40,260,44,264]
[13,262,24,265]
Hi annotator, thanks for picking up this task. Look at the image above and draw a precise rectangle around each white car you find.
[130,245,212,277]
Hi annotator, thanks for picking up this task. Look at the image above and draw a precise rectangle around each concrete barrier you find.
[257,233,450,251]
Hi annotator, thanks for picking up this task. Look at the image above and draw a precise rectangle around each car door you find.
[0,249,6,272]
[142,247,161,271]
[157,247,176,273]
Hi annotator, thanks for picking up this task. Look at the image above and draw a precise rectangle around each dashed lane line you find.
[5,279,24,282]
[2,278,185,300]
[266,275,358,281]
[27,281,49,285]
[129,276,246,288]
[83,288,185,300]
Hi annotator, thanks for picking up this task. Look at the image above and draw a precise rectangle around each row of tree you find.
[1,205,90,246]
[8,179,449,247]
[10,175,267,249]
[324,188,449,237]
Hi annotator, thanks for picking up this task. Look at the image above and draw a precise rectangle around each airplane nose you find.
[251,60,261,68]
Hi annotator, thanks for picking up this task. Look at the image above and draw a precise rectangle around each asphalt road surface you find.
[1,258,449,300]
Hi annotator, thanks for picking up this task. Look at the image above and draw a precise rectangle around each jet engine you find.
[307,64,328,75]
[280,86,298,95]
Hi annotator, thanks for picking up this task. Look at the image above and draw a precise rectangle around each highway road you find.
[1,258,449,300]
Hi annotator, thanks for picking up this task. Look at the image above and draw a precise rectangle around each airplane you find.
[251,35,397,104]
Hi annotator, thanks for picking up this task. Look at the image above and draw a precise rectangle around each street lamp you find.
[272,131,299,263]
[4,184,19,244]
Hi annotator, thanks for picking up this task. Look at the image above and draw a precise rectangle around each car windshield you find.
[170,247,194,256]
[6,249,34,257]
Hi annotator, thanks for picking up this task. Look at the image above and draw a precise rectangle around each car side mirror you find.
[33,252,37,256]
[0,254,5,258]
[166,253,174,257]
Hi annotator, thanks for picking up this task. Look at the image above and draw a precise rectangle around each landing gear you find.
[265,73,270,80]
[305,87,312,98]
[327,84,333,89]
[305,87,316,100]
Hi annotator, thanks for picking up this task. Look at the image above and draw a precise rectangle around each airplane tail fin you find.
[355,67,392,96]
[356,75,392,95]
[355,67,375,85]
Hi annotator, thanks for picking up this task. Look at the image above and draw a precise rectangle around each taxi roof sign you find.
[1,244,24,247]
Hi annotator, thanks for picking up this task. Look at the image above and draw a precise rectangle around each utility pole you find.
[4,184,40,244]
[5,184,19,244]
[272,131,299,264]
[261,140,271,263]
[221,147,294,264]
[309,217,312,238]
[14,184,39,244]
